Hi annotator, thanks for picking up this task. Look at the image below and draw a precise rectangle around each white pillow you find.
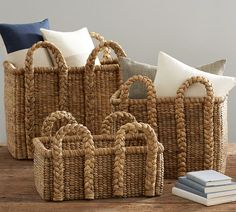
[0,36,51,68]
[40,27,99,66]
[154,52,236,97]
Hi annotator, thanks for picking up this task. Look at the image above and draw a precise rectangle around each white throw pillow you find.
[0,36,51,67]
[40,27,99,66]
[154,52,236,97]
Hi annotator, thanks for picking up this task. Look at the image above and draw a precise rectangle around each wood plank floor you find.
[0,144,236,212]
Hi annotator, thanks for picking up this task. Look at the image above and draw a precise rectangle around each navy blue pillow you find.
[0,19,49,53]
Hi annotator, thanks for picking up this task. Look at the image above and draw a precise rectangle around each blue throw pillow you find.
[0,19,52,67]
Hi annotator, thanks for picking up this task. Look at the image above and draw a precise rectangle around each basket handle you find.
[52,123,95,201]
[84,40,126,132]
[113,122,164,197]
[41,111,78,136]
[101,111,137,134]
[24,41,69,158]
[175,76,214,177]
[89,32,111,61]
[119,75,158,131]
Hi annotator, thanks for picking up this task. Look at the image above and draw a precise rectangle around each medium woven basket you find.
[111,75,228,179]
[4,32,127,159]
[33,111,164,201]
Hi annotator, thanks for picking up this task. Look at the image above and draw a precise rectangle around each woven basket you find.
[33,111,164,201]
[4,33,127,159]
[111,75,228,179]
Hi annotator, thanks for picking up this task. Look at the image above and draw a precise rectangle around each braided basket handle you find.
[52,123,95,201]
[89,32,111,61]
[25,41,68,70]
[84,41,126,132]
[175,76,214,177]
[41,111,78,137]
[101,111,137,134]
[119,75,158,131]
[24,41,69,158]
[113,122,164,197]
[85,40,126,72]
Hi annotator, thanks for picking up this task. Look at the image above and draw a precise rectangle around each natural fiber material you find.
[33,111,164,201]
[111,75,227,179]
[4,33,126,159]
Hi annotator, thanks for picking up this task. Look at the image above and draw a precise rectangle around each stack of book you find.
[172,170,236,206]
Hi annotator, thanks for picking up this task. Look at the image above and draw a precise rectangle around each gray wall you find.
[0,0,236,144]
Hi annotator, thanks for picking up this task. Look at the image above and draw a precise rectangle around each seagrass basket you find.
[4,32,127,159]
[33,111,164,201]
[111,75,228,179]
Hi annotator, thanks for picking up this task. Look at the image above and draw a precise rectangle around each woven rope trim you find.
[119,75,158,131]
[113,122,164,197]
[175,76,214,177]
[41,111,78,137]
[101,111,137,134]
[84,41,127,132]
[24,41,69,158]
[52,123,94,201]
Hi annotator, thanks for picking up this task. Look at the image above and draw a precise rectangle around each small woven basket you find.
[33,111,164,201]
[4,32,126,159]
[111,75,228,179]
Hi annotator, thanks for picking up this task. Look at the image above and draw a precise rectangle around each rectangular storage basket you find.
[4,33,126,159]
[111,75,228,179]
[33,111,164,201]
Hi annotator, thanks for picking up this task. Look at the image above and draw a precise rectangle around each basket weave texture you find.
[33,111,164,201]
[111,75,228,179]
[4,32,126,159]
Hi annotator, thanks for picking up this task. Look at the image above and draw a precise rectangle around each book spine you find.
[175,182,206,198]
[178,177,205,193]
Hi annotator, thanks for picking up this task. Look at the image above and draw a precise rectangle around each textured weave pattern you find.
[33,111,164,201]
[111,75,227,178]
[4,33,126,159]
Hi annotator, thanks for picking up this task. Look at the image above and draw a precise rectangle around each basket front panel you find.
[112,98,227,178]
[184,102,205,171]
[93,65,121,134]
[123,153,146,197]
[67,69,85,126]
[36,136,164,200]
[34,71,60,138]
[156,101,178,178]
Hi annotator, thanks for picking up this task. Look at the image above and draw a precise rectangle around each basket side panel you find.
[4,69,27,159]
[34,151,49,200]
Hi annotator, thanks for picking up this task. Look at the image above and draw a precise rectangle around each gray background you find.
[0,0,236,144]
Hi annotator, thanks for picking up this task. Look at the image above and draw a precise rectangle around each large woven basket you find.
[111,75,228,179]
[4,33,127,159]
[33,111,164,201]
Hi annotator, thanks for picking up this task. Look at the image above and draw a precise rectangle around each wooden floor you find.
[0,145,236,212]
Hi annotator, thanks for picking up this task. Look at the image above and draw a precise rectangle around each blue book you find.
[186,170,232,186]
[176,182,236,199]
[179,176,236,193]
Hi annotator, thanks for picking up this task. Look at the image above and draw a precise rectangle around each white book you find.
[172,187,236,206]
[186,170,232,186]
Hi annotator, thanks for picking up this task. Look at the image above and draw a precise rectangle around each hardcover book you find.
[172,187,236,206]
[175,182,236,199]
[186,170,232,186]
[178,176,236,193]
